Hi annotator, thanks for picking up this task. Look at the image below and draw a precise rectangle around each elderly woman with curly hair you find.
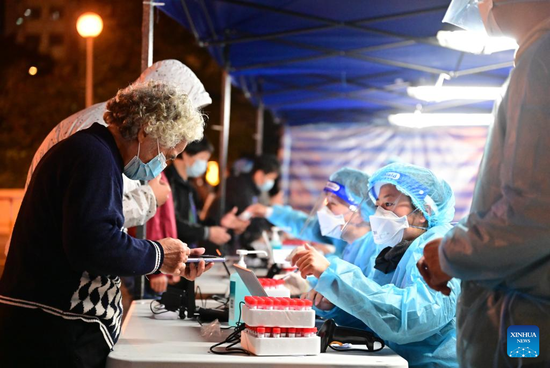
[0,82,211,367]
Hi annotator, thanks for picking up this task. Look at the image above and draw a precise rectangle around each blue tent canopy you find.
[160,0,513,125]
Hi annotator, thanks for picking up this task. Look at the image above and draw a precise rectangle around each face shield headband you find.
[299,181,363,241]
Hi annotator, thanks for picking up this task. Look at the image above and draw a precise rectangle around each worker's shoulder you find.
[518,31,550,71]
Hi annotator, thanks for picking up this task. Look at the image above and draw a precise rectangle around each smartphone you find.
[186,256,226,264]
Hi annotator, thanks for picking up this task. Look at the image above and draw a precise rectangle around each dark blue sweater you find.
[0,123,163,348]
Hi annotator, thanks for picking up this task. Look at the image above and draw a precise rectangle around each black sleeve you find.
[61,140,163,276]
[176,218,208,244]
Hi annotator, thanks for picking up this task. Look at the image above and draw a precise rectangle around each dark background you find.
[0,0,280,188]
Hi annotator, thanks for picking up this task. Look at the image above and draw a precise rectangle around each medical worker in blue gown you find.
[245,168,382,326]
[245,167,377,269]
[418,1,550,367]
[293,163,460,368]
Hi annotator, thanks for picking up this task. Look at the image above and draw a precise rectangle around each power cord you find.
[149,300,170,315]
[195,285,207,308]
[209,301,250,355]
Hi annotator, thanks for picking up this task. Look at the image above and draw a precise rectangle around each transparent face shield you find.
[299,181,371,243]
[339,197,373,243]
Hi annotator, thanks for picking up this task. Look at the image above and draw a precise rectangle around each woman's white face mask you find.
[317,206,346,239]
[369,205,427,248]
[369,206,410,248]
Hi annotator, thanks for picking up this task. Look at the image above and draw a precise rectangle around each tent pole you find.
[141,1,154,73]
[218,70,231,218]
[135,0,155,300]
[255,101,264,156]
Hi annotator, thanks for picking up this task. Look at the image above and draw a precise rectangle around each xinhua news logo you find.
[507,325,539,358]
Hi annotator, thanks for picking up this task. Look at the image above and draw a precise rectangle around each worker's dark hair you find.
[251,154,280,175]
[178,137,213,158]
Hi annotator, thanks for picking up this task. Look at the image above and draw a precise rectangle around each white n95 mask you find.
[317,206,345,239]
[369,206,409,248]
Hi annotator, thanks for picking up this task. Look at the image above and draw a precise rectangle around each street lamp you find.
[76,12,103,107]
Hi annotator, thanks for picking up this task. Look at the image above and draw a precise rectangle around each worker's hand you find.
[292,244,330,279]
[244,203,268,218]
[148,175,171,207]
[158,238,190,276]
[149,274,168,293]
[417,238,452,296]
[310,242,336,255]
[208,226,231,245]
[182,248,214,281]
[301,289,334,311]
[286,244,309,263]
[220,207,250,234]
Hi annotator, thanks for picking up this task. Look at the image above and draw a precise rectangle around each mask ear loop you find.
[407,207,428,230]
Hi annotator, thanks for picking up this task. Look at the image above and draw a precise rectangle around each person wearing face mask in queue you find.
[245,168,378,262]
[417,1,550,367]
[206,154,280,252]
[246,168,380,326]
[0,82,214,367]
[165,138,236,252]
[3,60,210,259]
[292,163,460,368]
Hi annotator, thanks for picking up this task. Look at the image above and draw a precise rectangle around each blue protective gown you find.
[315,225,460,368]
[268,205,382,273]
[439,26,550,368]
[268,205,383,327]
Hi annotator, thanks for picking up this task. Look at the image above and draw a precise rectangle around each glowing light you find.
[437,30,517,55]
[28,66,38,76]
[407,86,503,102]
[206,161,220,186]
[388,113,493,128]
[76,12,103,38]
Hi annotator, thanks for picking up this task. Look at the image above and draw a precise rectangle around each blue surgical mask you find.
[186,159,208,178]
[258,179,275,192]
[123,140,167,181]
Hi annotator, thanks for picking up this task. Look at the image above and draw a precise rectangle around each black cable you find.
[149,300,170,315]
[209,301,251,355]
[195,285,206,308]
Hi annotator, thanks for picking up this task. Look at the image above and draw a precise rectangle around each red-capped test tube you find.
[244,296,257,309]
[257,327,265,338]
[263,297,274,310]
